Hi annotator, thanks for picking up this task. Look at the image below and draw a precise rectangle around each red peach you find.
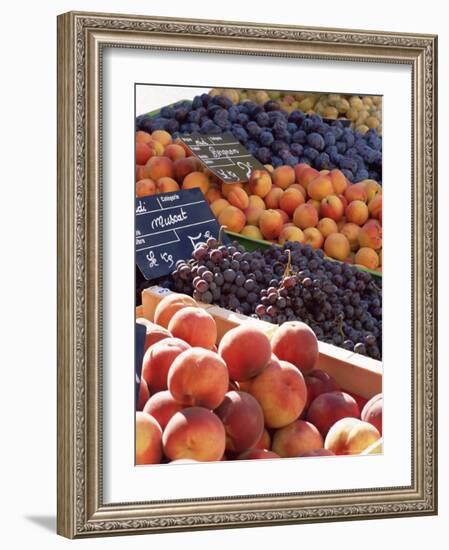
[358,219,382,250]
[300,448,335,457]
[254,428,271,450]
[135,412,163,465]
[228,186,249,210]
[237,449,280,460]
[264,187,284,209]
[215,391,265,453]
[162,407,226,462]
[163,143,186,161]
[304,369,339,409]
[279,187,305,216]
[307,391,360,437]
[293,203,319,229]
[144,156,174,180]
[218,324,272,381]
[143,390,184,430]
[270,321,319,373]
[168,307,217,350]
[137,377,150,411]
[173,157,198,183]
[141,337,190,394]
[272,420,324,458]
[259,209,284,240]
[136,178,156,198]
[320,195,344,221]
[156,177,180,193]
[136,142,153,165]
[361,393,383,435]
[154,293,198,328]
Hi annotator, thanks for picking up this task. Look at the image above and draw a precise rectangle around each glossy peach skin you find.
[361,393,383,435]
[143,390,184,430]
[324,233,351,261]
[210,198,230,218]
[153,293,197,329]
[237,449,280,460]
[293,203,319,229]
[259,209,284,240]
[135,318,172,352]
[182,171,210,195]
[168,307,217,350]
[162,407,226,462]
[307,175,334,201]
[249,359,308,429]
[218,324,272,382]
[248,170,272,198]
[218,206,247,234]
[271,165,295,190]
[168,348,229,409]
[215,391,265,453]
[272,420,323,458]
[279,188,305,217]
[135,412,163,465]
[143,156,174,180]
[304,369,339,410]
[270,321,319,373]
[358,219,382,250]
[137,377,150,411]
[306,391,360,437]
[264,187,284,209]
[324,417,380,455]
[141,337,190,394]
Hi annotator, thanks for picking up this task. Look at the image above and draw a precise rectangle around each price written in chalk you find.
[179,133,265,184]
[135,188,227,280]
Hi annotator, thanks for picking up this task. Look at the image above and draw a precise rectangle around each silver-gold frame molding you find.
[57,11,438,539]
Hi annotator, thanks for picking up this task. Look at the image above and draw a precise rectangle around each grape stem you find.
[283,249,292,278]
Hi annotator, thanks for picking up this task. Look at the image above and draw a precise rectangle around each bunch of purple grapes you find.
[171,239,382,359]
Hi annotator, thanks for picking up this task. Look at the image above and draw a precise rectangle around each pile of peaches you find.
[136,293,383,465]
[135,129,382,273]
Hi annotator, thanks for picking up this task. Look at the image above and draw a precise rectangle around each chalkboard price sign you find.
[135,188,225,280]
[179,133,265,184]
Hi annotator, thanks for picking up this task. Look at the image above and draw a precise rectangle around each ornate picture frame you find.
[57,11,437,538]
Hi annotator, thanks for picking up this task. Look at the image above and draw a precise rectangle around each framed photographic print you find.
[57,11,438,538]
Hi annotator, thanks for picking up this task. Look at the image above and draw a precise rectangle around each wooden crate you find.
[140,286,382,400]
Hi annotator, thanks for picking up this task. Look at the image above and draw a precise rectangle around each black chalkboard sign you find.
[179,133,265,184]
[135,322,147,407]
[135,188,226,280]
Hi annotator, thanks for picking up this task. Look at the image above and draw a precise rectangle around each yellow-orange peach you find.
[215,391,265,453]
[337,193,349,210]
[345,200,369,225]
[298,166,319,190]
[228,186,249,210]
[336,216,347,231]
[168,348,229,409]
[168,307,217,350]
[211,198,230,218]
[163,143,186,161]
[144,156,174,180]
[306,391,360,437]
[143,390,184,430]
[290,183,307,198]
[162,407,226,462]
[173,157,198,183]
[136,178,156,198]
[154,293,198,328]
[279,188,305,216]
[249,359,307,428]
[151,129,172,147]
[324,417,380,455]
[270,321,319,373]
[344,182,368,203]
[272,165,295,190]
[218,206,246,233]
[304,369,339,409]
[156,177,179,193]
[248,170,272,198]
[368,193,382,219]
[182,171,210,195]
[293,203,319,229]
[218,324,272,381]
[135,130,152,144]
[304,227,324,249]
[244,206,264,226]
[259,209,284,240]
[355,247,379,269]
[307,175,334,201]
[307,199,321,214]
[137,377,150,411]
[361,179,382,201]
[317,217,338,239]
[241,225,263,240]
[221,182,243,199]
[205,187,222,204]
[340,223,361,252]
[174,136,193,157]
[279,226,305,245]
[264,164,274,173]
[320,195,344,221]
[329,169,349,194]
[237,449,280,459]
[136,142,153,165]
[136,165,145,182]
[248,195,266,210]
[141,337,190,394]
[361,393,383,435]
[136,318,171,352]
[264,187,284,209]
[272,420,324,458]
[254,428,271,450]
[136,412,163,465]
[275,209,290,224]
[148,139,165,157]
[358,219,382,249]
[324,233,350,261]
[294,163,310,183]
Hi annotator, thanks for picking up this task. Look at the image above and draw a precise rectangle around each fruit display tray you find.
[139,285,382,400]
